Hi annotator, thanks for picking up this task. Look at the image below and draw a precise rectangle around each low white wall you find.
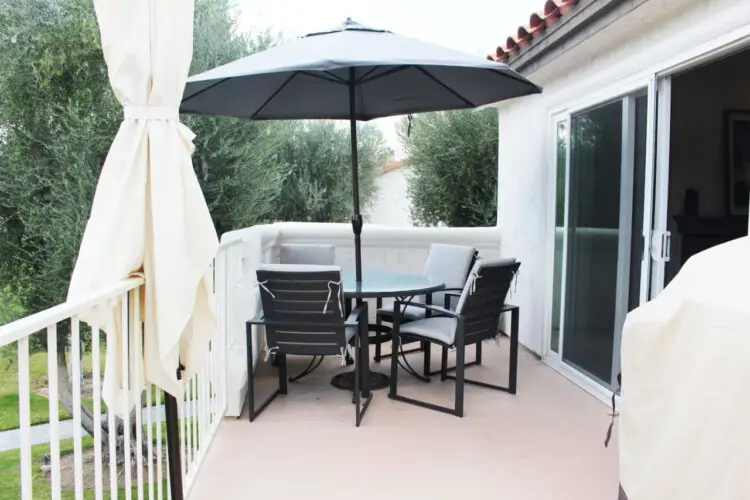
[218,222,505,417]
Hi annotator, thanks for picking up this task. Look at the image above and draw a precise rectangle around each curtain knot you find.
[124,106,179,121]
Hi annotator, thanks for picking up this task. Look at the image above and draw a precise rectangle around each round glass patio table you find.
[330,271,445,392]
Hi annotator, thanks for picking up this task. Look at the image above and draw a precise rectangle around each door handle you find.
[662,231,671,262]
[649,230,671,262]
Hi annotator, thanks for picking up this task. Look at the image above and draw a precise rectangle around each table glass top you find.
[341,271,445,298]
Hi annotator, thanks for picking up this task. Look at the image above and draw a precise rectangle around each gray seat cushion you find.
[398,317,457,345]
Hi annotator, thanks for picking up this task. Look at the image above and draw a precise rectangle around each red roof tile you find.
[489,0,579,63]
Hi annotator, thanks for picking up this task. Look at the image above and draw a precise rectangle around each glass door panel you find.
[562,101,623,386]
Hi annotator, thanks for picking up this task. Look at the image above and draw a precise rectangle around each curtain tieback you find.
[124,106,179,121]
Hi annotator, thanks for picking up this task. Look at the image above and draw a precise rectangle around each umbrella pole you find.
[348,70,363,283]
[165,370,184,500]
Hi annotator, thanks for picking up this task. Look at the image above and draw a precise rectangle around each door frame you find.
[542,114,570,366]
[611,94,637,387]
[649,76,672,297]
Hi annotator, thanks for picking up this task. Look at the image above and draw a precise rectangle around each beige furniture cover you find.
[620,236,750,500]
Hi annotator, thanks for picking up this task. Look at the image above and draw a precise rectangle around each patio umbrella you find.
[181,18,541,281]
[68,0,217,494]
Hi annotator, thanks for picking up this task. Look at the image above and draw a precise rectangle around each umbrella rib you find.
[250,73,298,119]
[357,66,412,85]
[300,71,347,85]
[354,67,379,84]
[415,66,475,107]
[323,71,348,85]
[181,77,230,105]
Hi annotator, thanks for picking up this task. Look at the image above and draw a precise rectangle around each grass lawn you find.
[0,350,102,432]
[0,434,168,499]
[0,348,166,432]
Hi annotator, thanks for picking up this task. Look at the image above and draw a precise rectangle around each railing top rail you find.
[0,277,144,346]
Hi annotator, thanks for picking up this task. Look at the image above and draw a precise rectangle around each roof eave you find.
[491,0,650,77]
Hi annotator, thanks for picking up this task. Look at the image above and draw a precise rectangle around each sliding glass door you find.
[549,88,654,390]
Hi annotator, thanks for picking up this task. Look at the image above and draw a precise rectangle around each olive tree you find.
[401,109,499,227]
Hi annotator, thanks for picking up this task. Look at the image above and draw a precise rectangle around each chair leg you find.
[278,353,288,395]
[509,308,519,395]
[245,324,255,421]
[440,347,448,381]
[439,310,521,394]
[454,338,465,418]
[355,339,361,426]
[374,298,383,363]
[423,342,431,378]
[389,329,399,399]
[476,342,482,365]
[244,324,282,422]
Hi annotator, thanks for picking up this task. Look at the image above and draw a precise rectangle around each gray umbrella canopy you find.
[181,19,541,282]
[182,19,541,120]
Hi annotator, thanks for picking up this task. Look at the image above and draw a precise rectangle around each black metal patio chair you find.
[245,264,372,426]
[388,258,520,417]
[272,243,336,379]
[375,243,478,379]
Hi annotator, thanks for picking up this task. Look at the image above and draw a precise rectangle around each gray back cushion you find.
[279,244,336,265]
[422,244,477,309]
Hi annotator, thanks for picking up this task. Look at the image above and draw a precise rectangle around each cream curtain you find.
[67,0,218,416]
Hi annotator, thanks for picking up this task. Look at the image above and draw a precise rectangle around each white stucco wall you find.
[496,0,750,356]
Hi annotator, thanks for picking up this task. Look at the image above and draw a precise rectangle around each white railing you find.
[0,275,224,499]
[217,222,505,416]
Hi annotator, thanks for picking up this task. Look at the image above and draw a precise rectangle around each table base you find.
[331,371,390,391]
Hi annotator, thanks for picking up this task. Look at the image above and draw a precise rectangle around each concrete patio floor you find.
[188,338,619,500]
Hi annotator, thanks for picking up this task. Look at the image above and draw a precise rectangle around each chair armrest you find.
[500,304,519,314]
[394,300,459,319]
[345,305,368,327]
[246,313,266,326]
[442,289,463,309]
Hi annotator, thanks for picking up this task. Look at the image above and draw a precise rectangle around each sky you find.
[234,0,540,158]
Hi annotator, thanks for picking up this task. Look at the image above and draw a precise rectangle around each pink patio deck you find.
[189,339,618,500]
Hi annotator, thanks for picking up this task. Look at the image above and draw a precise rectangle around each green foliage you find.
[0,0,387,322]
[184,0,285,235]
[0,286,24,326]
[0,0,118,320]
[273,121,387,222]
[401,109,498,227]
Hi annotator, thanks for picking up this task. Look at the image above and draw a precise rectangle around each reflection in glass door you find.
[549,92,651,390]
[563,101,623,385]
